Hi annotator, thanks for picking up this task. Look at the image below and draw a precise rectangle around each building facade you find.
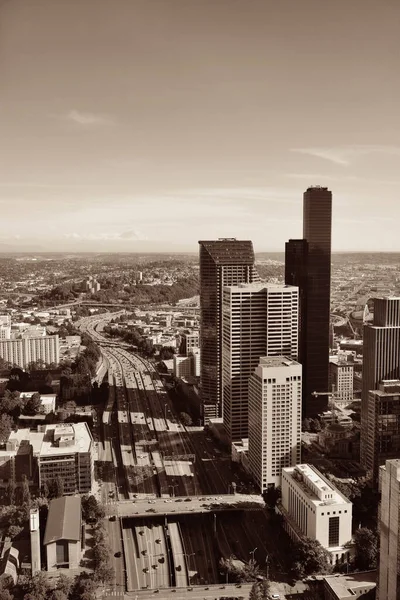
[378,459,400,600]
[38,423,94,494]
[0,335,59,369]
[198,239,259,423]
[329,353,354,406]
[222,284,298,441]
[280,464,352,565]
[361,297,400,470]
[285,187,332,417]
[44,496,82,572]
[366,381,400,479]
[248,357,302,491]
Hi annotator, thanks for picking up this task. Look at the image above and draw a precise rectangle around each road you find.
[109,494,263,519]
[78,314,302,597]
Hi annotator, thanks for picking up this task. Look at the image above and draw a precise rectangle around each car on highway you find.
[114,551,122,558]
[270,595,280,599]
[109,515,116,521]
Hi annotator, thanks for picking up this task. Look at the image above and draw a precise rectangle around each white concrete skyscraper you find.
[248,356,302,491]
[222,283,298,442]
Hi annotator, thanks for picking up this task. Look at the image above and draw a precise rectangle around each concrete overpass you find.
[108,494,264,519]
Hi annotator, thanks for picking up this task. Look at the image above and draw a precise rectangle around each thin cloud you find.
[287,173,400,185]
[290,145,400,166]
[63,230,148,241]
[63,110,116,126]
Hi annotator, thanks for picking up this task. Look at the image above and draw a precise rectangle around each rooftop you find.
[199,240,255,265]
[323,571,376,599]
[224,282,297,292]
[284,464,352,507]
[258,356,300,368]
[43,496,81,545]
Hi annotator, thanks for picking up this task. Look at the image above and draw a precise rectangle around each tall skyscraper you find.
[378,459,400,600]
[248,356,302,491]
[285,186,332,416]
[198,239,259,423]
[361,297,400,470]
[222,283,298,441]
[366,381,400,479]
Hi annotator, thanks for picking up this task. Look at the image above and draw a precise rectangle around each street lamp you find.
[169,484,178,498]
[250,547,257,562]
[184,552,196,581]
[265,554,269,580]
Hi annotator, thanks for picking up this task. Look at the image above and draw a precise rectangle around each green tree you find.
[352,527,378,570]
[41,480,50,499]
[0,589,13,600]
[0,390,22,416]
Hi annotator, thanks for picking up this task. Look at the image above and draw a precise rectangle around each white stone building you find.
[280,464,352,565]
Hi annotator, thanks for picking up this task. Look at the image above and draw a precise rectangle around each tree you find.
[6,480,16,505]
[0,589,13,600]
[352,527,378,570]
[21,475,31,506]
[41,480,50,499]
[23,571,50,600]
[81,495,105,523]
[179,412,192,426]
[49,591,67,600]
[94,562,114,585]
[291,537,331,578]
[7,525,23,539]
[55,574,72,598]
[0,390,22,416]
[309,418,322,433]
[249,580,270,600]
[24,393,42,415]
[0,414,14,444]
[302,418,311,432]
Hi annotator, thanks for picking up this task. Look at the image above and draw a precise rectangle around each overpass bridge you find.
[108,494,264,519]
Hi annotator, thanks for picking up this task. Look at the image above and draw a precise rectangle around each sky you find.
[0,0,400,252]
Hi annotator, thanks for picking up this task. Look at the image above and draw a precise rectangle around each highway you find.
[77,315,271,597]
[109,494,263,519]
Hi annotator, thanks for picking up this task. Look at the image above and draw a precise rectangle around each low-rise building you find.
[39,423,94,494]
[323,571,376,600]
[44,496,82,572]
[280,464,353,565]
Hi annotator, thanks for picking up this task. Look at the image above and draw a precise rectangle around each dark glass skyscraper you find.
[198,239,259,424]
[285,187,332,416]
[361,297,400,473]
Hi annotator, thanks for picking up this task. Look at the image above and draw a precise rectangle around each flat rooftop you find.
[0,423,92,458]
[224,283,297,292]
[324,571,376,598]
[259,356,300,368]
[284,464,352,507]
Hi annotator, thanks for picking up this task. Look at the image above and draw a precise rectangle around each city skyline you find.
[1,0,400,252]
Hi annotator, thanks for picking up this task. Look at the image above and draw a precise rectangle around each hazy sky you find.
[1,0,400,252]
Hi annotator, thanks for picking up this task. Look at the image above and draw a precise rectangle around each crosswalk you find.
[101,588,124,598]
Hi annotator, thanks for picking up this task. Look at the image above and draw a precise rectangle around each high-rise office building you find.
[198,239,259,423]
[378,459,400,600]
[248,356,302,491]
[285,186,332,416]
[361,298,400,470]
[329,353,354,406]
[366,381,400,480]
[222,283,298,441]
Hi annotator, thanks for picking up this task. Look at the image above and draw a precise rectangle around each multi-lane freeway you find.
[77,315,279,598]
